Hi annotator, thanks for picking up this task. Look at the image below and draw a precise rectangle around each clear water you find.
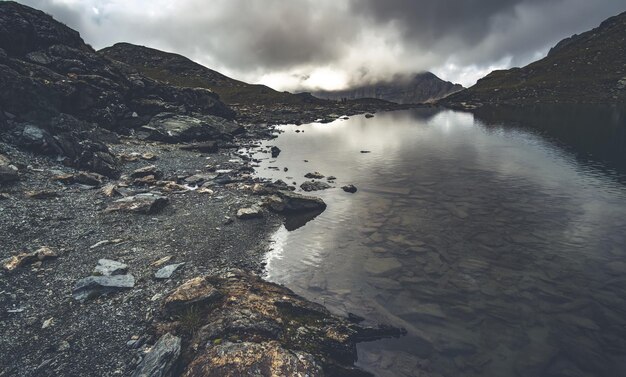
[251,107,626,377]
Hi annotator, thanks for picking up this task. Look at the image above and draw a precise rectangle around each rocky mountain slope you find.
[100,43,410,124]
[443,11,626,108]
[314,72,463,104]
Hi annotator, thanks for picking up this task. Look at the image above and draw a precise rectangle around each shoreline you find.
[0,109,405,377]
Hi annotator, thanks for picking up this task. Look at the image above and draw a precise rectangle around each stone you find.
[270,146,281,158]
[131,165,163,180]
[105,193,169,214]
[236,206,263,219]
[155,263,185,279]
[93,259,128,276]
[365,113,375,118]
[0,155,18,183]
[182,341,323,377]
[342,184,357,193]
[180,141,218,153]
[304,172,324,179]
[72,275,135,300]
[131,333,181,377]
[54,171,104,186]
[151,256,174,267]
[141,113,243,143]
[2,246,58,271]
[162,276,223,315]
[300,181,331,192]
[269,190,327,213]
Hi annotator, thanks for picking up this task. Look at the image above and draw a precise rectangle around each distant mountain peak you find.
[314,72,463,104]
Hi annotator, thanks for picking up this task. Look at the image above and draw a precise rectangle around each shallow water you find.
[252,108,626,377]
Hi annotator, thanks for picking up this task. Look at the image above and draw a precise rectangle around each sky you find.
[14,0,626,91]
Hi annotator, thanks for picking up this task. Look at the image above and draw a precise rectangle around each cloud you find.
[14,0,626,90]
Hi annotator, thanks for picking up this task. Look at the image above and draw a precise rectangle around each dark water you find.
[251,107,626,377]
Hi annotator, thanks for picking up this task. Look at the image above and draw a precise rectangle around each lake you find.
[250,106,626,377]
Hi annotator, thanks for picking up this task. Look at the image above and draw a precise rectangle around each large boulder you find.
[268,190,327,213]
[140,113,242,143]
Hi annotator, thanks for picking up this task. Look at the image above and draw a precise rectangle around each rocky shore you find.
[0,2,406,376]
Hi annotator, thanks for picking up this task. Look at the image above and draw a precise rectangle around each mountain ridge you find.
[442,11,626,108]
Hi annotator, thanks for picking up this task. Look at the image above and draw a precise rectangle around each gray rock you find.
[131,165,162,180]
[270,190,327,213]
[93,259,128,276]
[270,146,281,158]
[72,275,135,300]
[342,184,357,193]
[237,205,263,219]
[141,113,243,143]
[155,263,185,279]
[131,333,181,377]
[0,164,18,182]
[105,193,169,214]
[300,180,331,192]
[304,172,324,179]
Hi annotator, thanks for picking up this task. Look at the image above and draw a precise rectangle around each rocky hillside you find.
[443,11,626,108]
[100,42,311,106]
[0,1,236,177]
[100,42,410,124]
[314,72,463,104]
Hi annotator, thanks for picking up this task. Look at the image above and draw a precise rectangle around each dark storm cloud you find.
[12,0,626,89]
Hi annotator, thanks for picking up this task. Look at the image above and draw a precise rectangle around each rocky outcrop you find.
[131,333,181,377]
[0,2,235,176]
[140,113,243,143]
[146,270,404,376]
[443,11,626,108]
[315,72,463,104]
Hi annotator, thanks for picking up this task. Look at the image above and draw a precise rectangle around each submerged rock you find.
[131,333,181,377]
[105,193,169,214]
[72,275,135,300]
[342,184,357,193]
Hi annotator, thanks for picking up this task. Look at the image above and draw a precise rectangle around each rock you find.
[180,141,218,153]
[360,150,371,153]
[141,113,243,143]
[131,165,163,180]
[0,155,18,183]
[89,239,124,249]
[141,153,158,161]
[72,275,135,300]
[101,184,120,197]
[363,257,403,276]
[162,276,223,315]
[342,184,357,193]
[155,263,185,279]
[183,173,217,186]
[105,193,169,214]
[268,190,327,213]
[304,172,324,179]
[151,256,173,267]
[300,180,331,192]
[93,259,128,276]
[326,176,336,181]
[2,246,58,271]
[54,171,104,186]
[365,113,375,118]
[270,146,281,158]
[25,190,58,199]
[236,205,263,219]
[182,341,323,377]
[131,333,181,377]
